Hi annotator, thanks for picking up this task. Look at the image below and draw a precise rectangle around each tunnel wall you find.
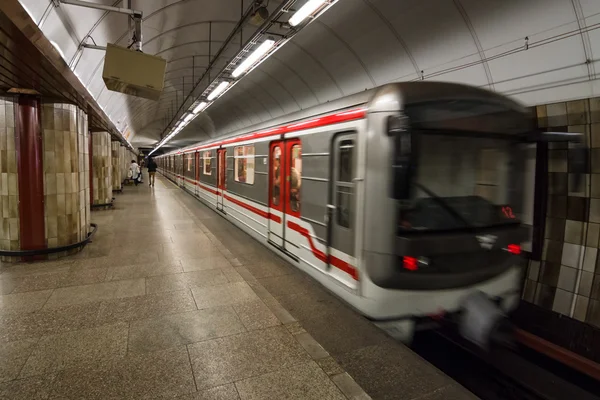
[41,102,91,257]
[0,96,19,260]
[523,98,600,328]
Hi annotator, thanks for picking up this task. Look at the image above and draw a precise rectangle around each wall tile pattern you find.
[524,98,600,328]
[91,131,112,204]
[41,102,90,256]
[111,141,122,190]
[0,96,19,261]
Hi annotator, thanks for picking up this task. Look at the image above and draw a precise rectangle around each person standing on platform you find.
[130,160,141,186]
[147,156,157,187]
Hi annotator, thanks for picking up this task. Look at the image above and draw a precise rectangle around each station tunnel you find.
[0,1,600,399]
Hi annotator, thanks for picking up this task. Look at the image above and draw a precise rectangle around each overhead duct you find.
[102,43,166,101]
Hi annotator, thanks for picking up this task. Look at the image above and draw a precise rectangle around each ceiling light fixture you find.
[289,0,327,26]
[153,0,343,154]
[207,81,230,101]
[232,39,276,78]
[192,101,208,114]
[183,114,193,123]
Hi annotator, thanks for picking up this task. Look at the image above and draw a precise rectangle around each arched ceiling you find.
[19,0,600,150]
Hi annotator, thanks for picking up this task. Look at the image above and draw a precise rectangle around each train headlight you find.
[403,257,418,270]
[505,244,521,255]
[402,256,429,270]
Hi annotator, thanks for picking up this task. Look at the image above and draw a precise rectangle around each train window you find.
[234,145,255,184]
[337,187,353,228]
[187,155,192,172]
[336,139,354,228]
[338,140,354,182]
[290,144,302,212]
[272,146,281,206]
[203,151,212,175]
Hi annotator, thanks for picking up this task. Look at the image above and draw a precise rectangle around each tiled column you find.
[41,101,90,257]
[0,96,19,261]
[78,110,91,244]
[111,141,122,191]
[119,145,127,184]
[16,95,46,261]
[91,131,112,205]
[523,98,600,328]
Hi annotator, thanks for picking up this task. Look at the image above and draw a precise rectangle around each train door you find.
[195,152,200,198]
[269,139,301,252]
[329,134,356,267]
[178,155,184,187]
[284,139,302,256]
[217,149,226,212]
[268,141,284,247]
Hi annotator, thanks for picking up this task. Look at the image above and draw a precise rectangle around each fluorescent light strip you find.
[192,101,208,114]
[183,114,193,123]
[289,0,327,26]
[207,81,230,101]
[232,39,275,78]
[151,0,338,153]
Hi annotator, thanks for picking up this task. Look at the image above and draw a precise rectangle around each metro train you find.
[157,82,581,346]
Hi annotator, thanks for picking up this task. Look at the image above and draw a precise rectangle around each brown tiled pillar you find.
[0,99,92,262]
[91,131,112,205]
[41,101,90,258]
[119,145,127,184]
[0,96,22,261]
[15,95,46,261]
[111,141,122,191]
[89,130,93,204]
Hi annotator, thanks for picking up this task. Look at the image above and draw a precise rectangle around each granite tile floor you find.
[0,174,476,400]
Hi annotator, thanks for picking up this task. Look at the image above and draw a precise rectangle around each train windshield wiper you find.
[413,182,471,228]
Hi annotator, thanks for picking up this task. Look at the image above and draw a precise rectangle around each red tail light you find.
[507,244,521,255]
[403,256,418,271]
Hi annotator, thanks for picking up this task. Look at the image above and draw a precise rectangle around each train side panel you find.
[221,140,270,240]
[196,149,218,206]
[182,153,195,193]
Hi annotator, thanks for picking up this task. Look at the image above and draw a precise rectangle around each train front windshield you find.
[397,99,530,233]
[399,134,519,232]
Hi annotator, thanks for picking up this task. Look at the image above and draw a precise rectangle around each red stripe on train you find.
[182,178,358,280]
[178,107,366,154]
[224,193,281,223]
[287,221,358,281]
[330,255,359,281]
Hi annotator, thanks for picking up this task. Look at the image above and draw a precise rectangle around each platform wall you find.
[523,98,600,328]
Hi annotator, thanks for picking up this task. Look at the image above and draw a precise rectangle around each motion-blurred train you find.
[157,82,581,346]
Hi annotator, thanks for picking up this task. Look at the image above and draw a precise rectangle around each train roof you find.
[378,81,527,113]
[160,81,528,156]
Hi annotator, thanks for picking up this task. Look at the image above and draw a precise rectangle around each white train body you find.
[158,82,534,341]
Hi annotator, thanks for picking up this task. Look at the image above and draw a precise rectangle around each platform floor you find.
[0,174,476,400]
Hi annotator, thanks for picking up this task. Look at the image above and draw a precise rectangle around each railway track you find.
[412,328,600,400]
